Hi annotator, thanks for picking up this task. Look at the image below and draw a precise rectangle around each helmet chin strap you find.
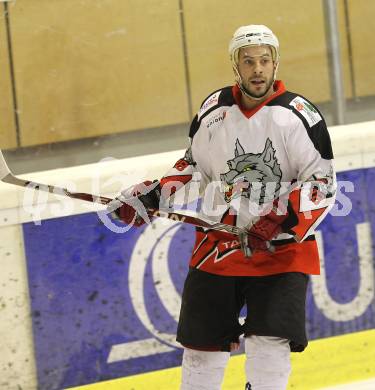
[233,63,279,101]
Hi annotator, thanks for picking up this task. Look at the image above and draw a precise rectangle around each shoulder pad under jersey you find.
[267,91,333,159]
[189,87,234,139]
[197,86,234,121]
[268,91,323,128]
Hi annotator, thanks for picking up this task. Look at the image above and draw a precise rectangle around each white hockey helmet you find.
[229,24,280,65]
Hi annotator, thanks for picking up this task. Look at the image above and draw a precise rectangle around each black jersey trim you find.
[271,234,315,246]
[267,92,334,160]
[189,86,235,139]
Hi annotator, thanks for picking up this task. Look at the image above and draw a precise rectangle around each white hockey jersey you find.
[160,81,336,276]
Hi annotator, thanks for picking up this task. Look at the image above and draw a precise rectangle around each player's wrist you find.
[137,180,161,209]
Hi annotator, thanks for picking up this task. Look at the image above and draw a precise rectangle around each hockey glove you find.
[247,200,298,253]
[111,180,161,227]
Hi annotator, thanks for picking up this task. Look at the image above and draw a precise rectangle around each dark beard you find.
[242,72,275,99]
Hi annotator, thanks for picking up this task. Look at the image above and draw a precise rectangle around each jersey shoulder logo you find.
[220,138,282,204]
[205,110,226,129]
[289,96,322,127]
[198,91,222,120]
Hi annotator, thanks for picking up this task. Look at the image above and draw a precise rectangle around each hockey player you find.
[114,24,336,390]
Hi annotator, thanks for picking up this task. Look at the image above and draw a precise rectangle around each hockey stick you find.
[0,150,248,240]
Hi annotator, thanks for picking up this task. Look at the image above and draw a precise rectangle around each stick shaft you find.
[0,150,244,235]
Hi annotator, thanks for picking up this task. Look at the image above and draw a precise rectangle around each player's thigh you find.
[242,272,309,351]
[177,268,244,350]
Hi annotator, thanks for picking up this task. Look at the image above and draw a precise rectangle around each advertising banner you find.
[23,168,375,389]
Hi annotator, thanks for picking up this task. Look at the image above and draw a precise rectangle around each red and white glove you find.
[247,200,297,253]
[111,180,160,227]
[248,213,285,252]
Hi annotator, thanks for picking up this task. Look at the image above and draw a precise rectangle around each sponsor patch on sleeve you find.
[198,91,222,120]
[289,96,322,127]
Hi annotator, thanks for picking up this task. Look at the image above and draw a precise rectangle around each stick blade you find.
[0,150,11,180]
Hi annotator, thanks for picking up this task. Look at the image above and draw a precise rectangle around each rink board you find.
[22,166,375,390]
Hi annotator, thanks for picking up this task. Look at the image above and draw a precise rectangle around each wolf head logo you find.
[220,138,282,204]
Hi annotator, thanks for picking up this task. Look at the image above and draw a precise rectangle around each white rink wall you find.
[0,120,374,390]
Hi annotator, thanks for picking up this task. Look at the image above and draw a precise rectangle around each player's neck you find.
[240,86,275,110]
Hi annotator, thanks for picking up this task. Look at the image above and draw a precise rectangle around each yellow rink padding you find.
[67,329,375,390]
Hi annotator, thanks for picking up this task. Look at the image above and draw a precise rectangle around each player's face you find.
[237,45,276,99]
